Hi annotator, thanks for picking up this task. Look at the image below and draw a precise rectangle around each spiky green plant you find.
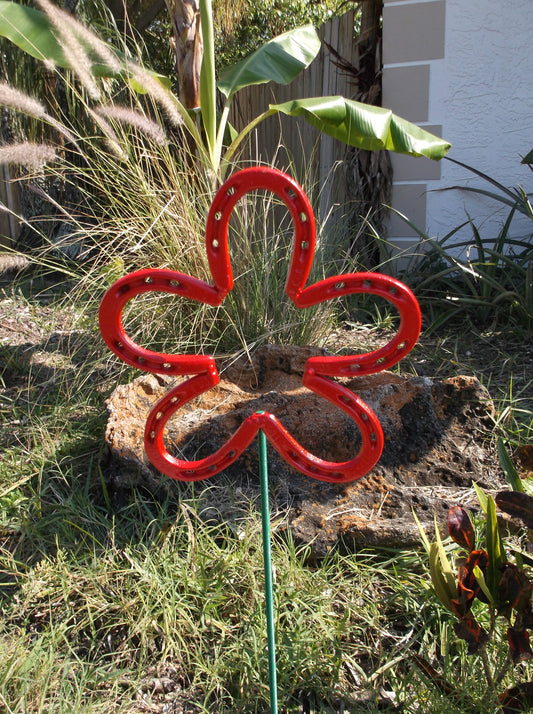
[395,158,533,331]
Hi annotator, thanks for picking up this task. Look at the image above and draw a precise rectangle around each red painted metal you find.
[99,166,421,483]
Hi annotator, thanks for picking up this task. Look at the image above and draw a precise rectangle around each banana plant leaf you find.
[272,96,451,160]
[0,1,170,90]
[199,0,217,163]
[217,24,321,100]
[0,1,69,65]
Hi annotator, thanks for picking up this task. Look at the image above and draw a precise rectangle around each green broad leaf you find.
[412,508,431,554]
[486,495,506,601]
[124,70,172,93]
[0,1,170,91]
[429,542,455,612]
[497,437,524,492]
[271,96,451,160]
[473,564,494,605]
[199,0,217,162]
[223,118,238,144]
[217,24,321,100]
[121,72,171,94]
[434,515,457,598]
[0,1,68,65]
[472,481,488,514]
[522,148,533,164]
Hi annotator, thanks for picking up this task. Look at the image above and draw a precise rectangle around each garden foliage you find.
[418,441,533,711]
[0,0,450,182]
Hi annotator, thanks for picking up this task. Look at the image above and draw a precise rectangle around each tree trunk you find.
[358,0,382,105]
[165,0,203,109]
[346,0,392,268]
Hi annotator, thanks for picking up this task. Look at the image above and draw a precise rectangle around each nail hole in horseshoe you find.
[212,239,219,249]
[300,212,307,222]
[169,279,180,288]
[214,211,222,221]
[144,276,153,284]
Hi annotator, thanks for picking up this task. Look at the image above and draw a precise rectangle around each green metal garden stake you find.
[258,419,278,713]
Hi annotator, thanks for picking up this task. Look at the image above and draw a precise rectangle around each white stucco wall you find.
[429,0,532,247]
[383,0,533,258]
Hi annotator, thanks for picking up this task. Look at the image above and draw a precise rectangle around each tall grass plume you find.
[0,142,56,168]
[95,104,167,146]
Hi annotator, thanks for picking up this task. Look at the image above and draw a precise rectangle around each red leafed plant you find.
[415,446,533,712]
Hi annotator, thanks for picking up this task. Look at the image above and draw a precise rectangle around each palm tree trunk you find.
[346,0,392,268]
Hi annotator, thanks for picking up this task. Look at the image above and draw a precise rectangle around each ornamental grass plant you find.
[1,73,335,359]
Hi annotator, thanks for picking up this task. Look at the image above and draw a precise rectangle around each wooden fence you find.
[0,165,20,249]
[228,11,359,222]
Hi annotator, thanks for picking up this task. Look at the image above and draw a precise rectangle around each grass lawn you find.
[1,274,532,713]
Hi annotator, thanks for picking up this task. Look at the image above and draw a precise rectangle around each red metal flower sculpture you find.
[99,167,421,483]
